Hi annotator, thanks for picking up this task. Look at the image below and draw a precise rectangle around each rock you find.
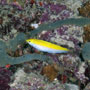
[84,83,90,90]
[11,28,17,34]
[65,83,79,90]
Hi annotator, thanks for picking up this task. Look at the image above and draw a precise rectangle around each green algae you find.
[82,42,90,62]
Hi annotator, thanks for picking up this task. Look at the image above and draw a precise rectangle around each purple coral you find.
[57,26,68,35]
[40,12,50,22]
[0,67,12,90]
[11,2,23,10]
[69,36,79,45]
[0,0,7,4]
[39,31,55,41]
[75,71,88,83]
[48,54,59,63]
[50,3,66,14]
[40,3,73,23]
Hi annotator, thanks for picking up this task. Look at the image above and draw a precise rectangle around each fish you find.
[26,39,69,53]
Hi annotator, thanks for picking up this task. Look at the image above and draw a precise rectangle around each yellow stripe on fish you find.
[26,39,69,53]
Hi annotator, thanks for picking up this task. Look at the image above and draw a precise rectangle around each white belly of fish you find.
[29,43,68,53]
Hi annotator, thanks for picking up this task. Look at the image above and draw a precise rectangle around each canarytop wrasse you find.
[26,39,69,53]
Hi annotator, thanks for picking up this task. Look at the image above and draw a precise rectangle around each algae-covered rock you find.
[65,83,79,90]
[10,68,65,90]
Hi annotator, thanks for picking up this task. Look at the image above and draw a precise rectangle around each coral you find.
[84,83,90,90]
[23,60,44,73]
[10,69,65,90]
[40,3,73,23]
[58,54,81,71]
[7,0,26,8]
[41,64,59,81]
[0,1,90,67]
[0,17,90,67]
[65,83,79,90]
[1,1,90,90]
[0,67,12,90]
[85,64,90,82]
[30,18,90,37]
[41,25,83,51]
[83,25,90,42]
[62,0,82,14]
[0,1,42,39]
[75,69,88,83]
[0,43,50,67]
[78,1,90,17]
[0,33,52,67]
[57,74,67,83]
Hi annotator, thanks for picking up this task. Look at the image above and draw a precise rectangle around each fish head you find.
[26,39,35,44]
[26,39,33,43]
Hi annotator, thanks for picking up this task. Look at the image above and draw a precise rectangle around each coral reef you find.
[0,67,12,90]
[65,83,79,90]
[0,39,50,66]
[30,18,90,37]
[74,62,88,83]
[23,60,44,73]
[0,1,42,39]
[83,25,90,42]
[58,54,81,71]
[78,1,90,17]
[0,0,90,90]
[0,15,90,67]
[85,64,90,82]
[61,0,82,14]
[84,83,90,90]
[10,69,65,90]
[7,0,26,8]
[41,64,59,81]
[0,17,90,67]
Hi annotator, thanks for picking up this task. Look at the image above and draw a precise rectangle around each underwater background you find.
[0,0,90,90]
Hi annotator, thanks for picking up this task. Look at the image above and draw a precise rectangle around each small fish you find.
[26,39,69,53]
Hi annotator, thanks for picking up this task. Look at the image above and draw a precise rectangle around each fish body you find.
[26,39,69,53]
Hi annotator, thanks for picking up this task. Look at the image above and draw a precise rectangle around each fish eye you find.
[29,40,31,42]
[26,40,31,43]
